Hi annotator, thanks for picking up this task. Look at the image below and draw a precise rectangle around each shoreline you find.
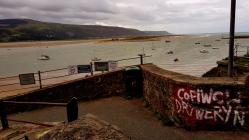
[0,35,188,48]
[0,39,104,48]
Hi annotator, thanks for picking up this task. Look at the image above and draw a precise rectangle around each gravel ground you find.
[8,96,249,140]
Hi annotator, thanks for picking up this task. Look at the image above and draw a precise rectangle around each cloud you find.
[0,0,248,33]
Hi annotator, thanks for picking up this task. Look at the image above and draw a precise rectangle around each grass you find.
[0,19,146,42]
[235,57,249,67]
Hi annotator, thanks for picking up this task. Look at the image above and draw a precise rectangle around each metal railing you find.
[0,97,78,130]
[0,55,152,94]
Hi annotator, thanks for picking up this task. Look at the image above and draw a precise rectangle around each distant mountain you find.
[143,31,171,36]
[0,19,154,42]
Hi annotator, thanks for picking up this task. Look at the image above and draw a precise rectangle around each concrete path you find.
[8,96,249,140]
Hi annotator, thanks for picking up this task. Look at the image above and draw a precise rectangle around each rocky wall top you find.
[141,64,245,86]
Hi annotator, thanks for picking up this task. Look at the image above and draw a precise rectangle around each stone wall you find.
[203,57,249,77]
[4,63,249,131]
[3,69,126,114]
[142,64,249,130]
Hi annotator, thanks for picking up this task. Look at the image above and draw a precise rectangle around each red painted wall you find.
[172,84,245,129]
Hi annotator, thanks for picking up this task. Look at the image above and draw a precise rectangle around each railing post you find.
[90,62,94,76]
[38,71,42,89]
[66,97,78,122]
[0,101,9,130]
[138,54,144,65]
[24,135,29,140]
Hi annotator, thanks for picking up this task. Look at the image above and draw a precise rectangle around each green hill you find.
[0,19,151,42]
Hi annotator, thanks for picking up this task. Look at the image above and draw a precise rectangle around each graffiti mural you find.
[172,85,245,128]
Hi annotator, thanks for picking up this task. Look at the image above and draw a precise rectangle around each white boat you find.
[38,54,50,60]
[200,49,209,53]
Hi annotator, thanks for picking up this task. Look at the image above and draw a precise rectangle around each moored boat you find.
[38,54,50,60]
[167,51,174,54]
[200,49,209,53]
[203,44,212,47]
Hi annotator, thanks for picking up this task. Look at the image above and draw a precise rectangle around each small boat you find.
[167,51,174,54]
[203,44,212,47]
[165,40,171,43]
[195,42,201,45]
[174,58,179,62]
[212,47,219,49]
[200,49,209,53]
[38,54,50,60]
[91,57,101,61]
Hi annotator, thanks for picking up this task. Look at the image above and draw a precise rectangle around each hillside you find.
[0,19,152,42]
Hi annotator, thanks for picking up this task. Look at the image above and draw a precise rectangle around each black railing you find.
[0,97,78,130]
[0,55,152,94]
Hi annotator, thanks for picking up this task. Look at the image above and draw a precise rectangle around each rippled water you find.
[0,35,248,77]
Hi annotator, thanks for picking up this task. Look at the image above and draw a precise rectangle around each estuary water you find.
[0,35,248,77]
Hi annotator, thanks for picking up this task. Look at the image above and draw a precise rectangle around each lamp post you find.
[228,0,236,77]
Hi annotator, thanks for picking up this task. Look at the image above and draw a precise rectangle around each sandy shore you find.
[0,35,189,48]
[0,39,102,48]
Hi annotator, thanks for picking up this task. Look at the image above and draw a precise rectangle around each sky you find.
[0,0,248,34]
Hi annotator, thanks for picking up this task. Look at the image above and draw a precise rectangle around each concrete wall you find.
[3,69,126,114]
[142,64,249,130]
